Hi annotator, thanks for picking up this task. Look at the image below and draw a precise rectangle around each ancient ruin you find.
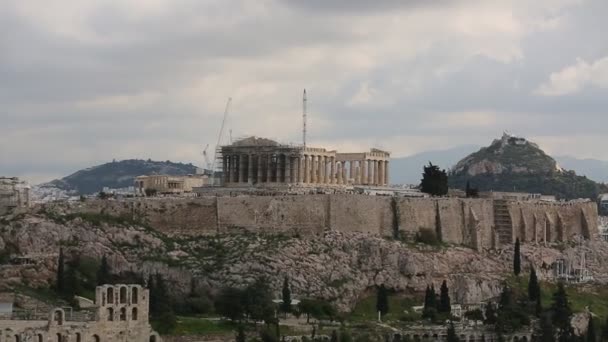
[0,284,160,341]
[220,136,390,187]
[0,177,30,216]
[134,174,208,196]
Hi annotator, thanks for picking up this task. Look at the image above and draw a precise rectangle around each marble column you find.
[349,161,355,184]
[285,155,292,184]
[267,154,273,183]
[323,157,329,184]
[239,154,246,183]
[384,161,389,185]
[228,155,235,183]
[361,160,367,185]
[366,160,372,185]
[378,161,382,185]
[329,158,335,184]
[248,154,254,185]
[342,163,347,184]
[257,155,263,183]
[297,157,303,183]
[374,160,379,185]
[336,163,342,184]
[304,155,309,183]
[310,156,316,183]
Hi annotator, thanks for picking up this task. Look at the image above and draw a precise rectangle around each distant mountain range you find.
[389,146,608,185]
[40,159,201,195]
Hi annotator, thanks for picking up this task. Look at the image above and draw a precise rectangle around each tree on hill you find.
[514,238,521,276]
[446,322,460,342]
[97,254,111,286]
[551,282,573,341]
[215,287,245,322]
[149,274,176,334]
[281,277,292,314]
[376,284,389,318]
[528,266,540,302]
[439,280,451,314]
[423,285,438,320]
[586,316,596,342]
[484,301,497,325]
[420,163,448,196]
[330,330,338,342]
[56,248,65,295]
[465,181,479,198]
[244,278,275,325]
[236,325,246,342]
[538,314,555,342]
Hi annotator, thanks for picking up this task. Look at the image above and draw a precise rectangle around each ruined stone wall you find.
[39,195,598,248]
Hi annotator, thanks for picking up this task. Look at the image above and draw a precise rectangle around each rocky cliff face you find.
[2,212,608,311]
[449,134,602,199]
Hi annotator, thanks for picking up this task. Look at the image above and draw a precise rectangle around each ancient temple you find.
[220,137,390,187]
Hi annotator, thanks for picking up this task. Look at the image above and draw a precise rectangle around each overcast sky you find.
[2,0,608,183]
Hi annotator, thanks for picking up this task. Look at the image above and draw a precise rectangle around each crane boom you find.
[210,98,232,185]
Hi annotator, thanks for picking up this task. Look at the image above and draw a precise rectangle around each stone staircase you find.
[493,200,513,244]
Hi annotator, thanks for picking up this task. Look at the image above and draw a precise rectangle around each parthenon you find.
[221,137,390,187]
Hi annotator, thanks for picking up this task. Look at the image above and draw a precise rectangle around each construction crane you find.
[209,98,232,185]
[201,144,211,171]
[303,89,307,147]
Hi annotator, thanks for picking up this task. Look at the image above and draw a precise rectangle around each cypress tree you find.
[429,285,438,310]
[439,280,451,314]
[538,314,555,342]
[551,282,573,339]
[587,316,596,342]
[514,238,521,276]
[56,248,65,294]
[446,322,460,342]
[330,330,338,342]
[528,267,539,302]
[97,254,111,286]
[376,284,389,317]
[601,316,608,341]
[484,301,497,325]
[236,325,246,342]
[281,277,292,314]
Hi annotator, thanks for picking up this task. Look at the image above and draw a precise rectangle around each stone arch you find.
[107,287,114,304]
[131,307,138,320]
[92,335,100,342]
[131,287,139,304]
[149,336,157,342]
[107,307,114,321]
[119,286,127,304]
[56,333,62,342]
[38,334,44,342]
[14,335,20,342]
[53,309,64,325]
[545,214,553,242]
[76,332,82,342]
[120,307,127,321]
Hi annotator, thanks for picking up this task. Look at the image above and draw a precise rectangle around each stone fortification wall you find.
[39,195,598,249]
[217,196,327,235]
[508,200,598,243]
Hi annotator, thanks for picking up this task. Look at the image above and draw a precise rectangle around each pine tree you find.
[439,280,451,314]
[420,163,448,196]
[281,277,292,314]
[97,254,111,286]
[376,284,389,317]
[446,322,460,342]
[586,316,596,342]
[514,238,521,276]
[56,248,65,295]
[528,267,539,302]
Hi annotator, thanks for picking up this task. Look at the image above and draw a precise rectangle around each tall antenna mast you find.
[303,89,307,147]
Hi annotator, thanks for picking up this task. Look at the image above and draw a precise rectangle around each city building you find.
[220,136,390,187]
[599,194,608,213]
[0,284,160,341]
[134,174,208,196]
[0,177,30,215]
